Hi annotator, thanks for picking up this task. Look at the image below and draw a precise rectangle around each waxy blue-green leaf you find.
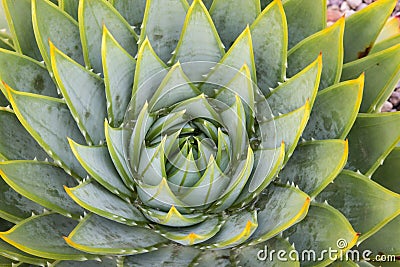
[370,34,400,54]
[124,244,201,267]
[32,0,84,70]
[66,213,167,255]
[279,140,348,197]
[0,213,95,260]
[303,75,364,140]
[0,239,50,266]
[5,87,87,179]
[199,210,258,249]
[53,257,118,267]
[78,0,137,73]
[357,215,399,257]
[343,0,396,63]
[112,0,146,28]
[250,0,287,92]
[266,54,321,115]
[155,216,222,246]
[171,0,225,80]
[187,0,213,9]
[140,206,207,227]
[288,18,344,90]
[129,38,167,118]
[0,108,48,161]
[0,49,57,98]
[259,101,311,162]
[317,170,400,243]
[346,112,400,177]
[59,0,79,20]
[102,27,136,127]
[2,0,41,60]
[192,249,231,267]
[236,237,300,267]
[341,44,400,113]
[283,0,326,50]
[247,184,310,245]
[0,178,44,224]
[285,203,359,267]
[203,26,256,96]
[373,147,400,193]
[139,0,188,62]
[209,0,260,49]
[65,181,147,226]
[68,140,132,198]
[104,122,133,186]
[0,161,84,219]
[51,43,106,145]
[149,62,200,111]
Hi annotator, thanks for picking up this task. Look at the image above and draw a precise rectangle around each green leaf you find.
[50,43,107,145]
[375,16,400,43]
[140,206,207,227]
[68,140,132,199]
[199,210,258,249]
[0,213,95,260]
[78,0,137,73]
[373,147,400,193]
[104,122,133,187]
[65,213,166,255]
[259,101,311,162]
[112,0,146,28]
[129,38,167,118]
[247,184,310,245]
[148,62,200,111]
[0,239,50,266]
[210,0,260,49]
[343,0,396,63]
[52,257,117,267]
[171,0,225,79]
[187,0,213,9]
[65,181,147,226]
[155,216,223,245]
[0,161,84,219]
[232,145,285,208]
[235,237,300,267]
[139,0,188,62]
[0,178,44,224]
[357,215,399,257]
[5,87,87,179]
[317,170,400,243]
[266,54,322,115]
[346,112,400,177]
[102,26,136,127]
[0,49,57,98]
[59,0,79,20]
[288,18,344,90]
[32,0,84,69]
[0,108,48,161]
[189,249,232,267]
[283,0,326,49]
[123,244,201,266]
[250,0,287,92]
[2,0,42,60]
[279,140,348,197]
[341,44,400,113]
[303,75,364,140]
[285,203,359,267]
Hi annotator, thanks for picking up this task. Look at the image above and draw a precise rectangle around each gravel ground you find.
[327,0,400,112]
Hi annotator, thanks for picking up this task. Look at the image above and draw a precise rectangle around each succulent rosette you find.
[0,0,399,266]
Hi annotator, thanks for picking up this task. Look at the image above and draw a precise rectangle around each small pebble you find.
[381,101,393,112]
[327,8,343,22]
[340,1,351,11]
[347,0,363,9]
[389,91,400,107]
[345,10,356,17]
[363,0,374,4]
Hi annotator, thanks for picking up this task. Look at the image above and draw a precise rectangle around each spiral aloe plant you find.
[0,0,399,266]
